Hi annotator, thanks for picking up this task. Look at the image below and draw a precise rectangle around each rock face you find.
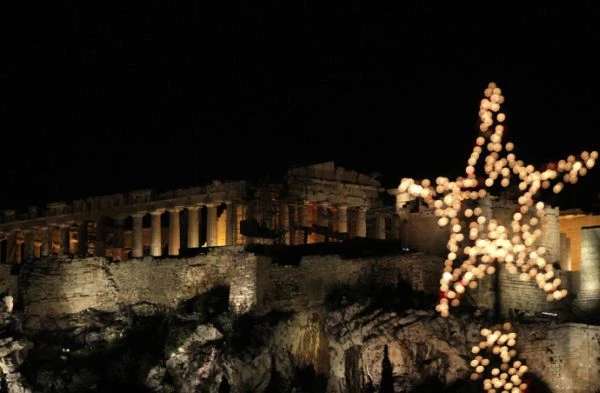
[145,300,478,393]
[0,301,34,393]
[325,306,472,393]
[5,249,600,392]
[4,284,600,393]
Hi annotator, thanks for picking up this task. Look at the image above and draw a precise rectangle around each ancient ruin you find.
[0,153,599,392]
[0,161,396,264]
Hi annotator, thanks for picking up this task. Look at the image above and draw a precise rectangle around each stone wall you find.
[17,248,443,330]
[469,267,574,318]
[255,252,443,314]
[540,207,561,264]
[19,257,119,331]
[575,227,600,312]
[17,247,257,332]
[580,227,600,292]
[518,323,600,393]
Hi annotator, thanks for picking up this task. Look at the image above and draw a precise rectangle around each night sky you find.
[4,2,599,211]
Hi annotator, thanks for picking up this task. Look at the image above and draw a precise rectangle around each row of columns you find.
[0,223,95,263]
[278,201,371,242]
[0,202,236,263]
[0,199,394,262]
[130,202,229,258]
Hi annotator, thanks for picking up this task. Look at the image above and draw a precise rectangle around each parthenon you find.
[0,162,400,264]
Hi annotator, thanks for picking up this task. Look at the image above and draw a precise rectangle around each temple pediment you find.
[287,161,381,187]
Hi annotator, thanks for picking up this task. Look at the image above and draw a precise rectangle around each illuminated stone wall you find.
[573,226,600,313]
[17,249,442,331]
[540,207,561,265]
[399,197,561,263]
[19,257,120,331]
[518,323,600,393]
[255,252,443,314]
[469,267,575,318]
[580,227,600,292]
[18,247,257,332]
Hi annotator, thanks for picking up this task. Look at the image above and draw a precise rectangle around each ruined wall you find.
[255,252,443,314]
[18,247,257,332]
[518,323,600,393]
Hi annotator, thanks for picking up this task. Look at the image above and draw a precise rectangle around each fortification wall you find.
[255,252,443,314]
[18,247,257,332]
[16,248,443,331]
[469,267,574,318]
[518,323,600,393]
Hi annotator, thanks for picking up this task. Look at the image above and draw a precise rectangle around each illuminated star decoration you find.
[470,322,528,393]
[398,82,597,318]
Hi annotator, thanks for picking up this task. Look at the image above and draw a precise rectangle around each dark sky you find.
[4,1,599,211]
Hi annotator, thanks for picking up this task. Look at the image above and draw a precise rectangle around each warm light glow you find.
[469,323,528,393]
[396,81,596,392]
[397,81,596,317]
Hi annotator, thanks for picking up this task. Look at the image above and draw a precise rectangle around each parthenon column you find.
[375,214,386,240]
[60,225,70,255]
[68,224,79,255]
[40,227,50,257]
[33,231,42,258]
[225,202,235,246]
[151,209,164,257]
[113,216,125,260]
[337,203,348,234]
[6,231,16,263]
[279,202,290,244]
[168,207,182,256]
[235,203,245,245]
[206,203,218,247]
[15,233,24,263]
[78,221,89,256]
[298,200,308,227]
[317,201,329,227]
[132,213,145,258]
[23,229,34,261]
[317,201,329,242]
[187,206,200,248]
[391,215,400,240]
[297,200,310,244]
[40,227,52,258]
[356,206,368,238]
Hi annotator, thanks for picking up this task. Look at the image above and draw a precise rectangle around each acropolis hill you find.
[1,161,600,393]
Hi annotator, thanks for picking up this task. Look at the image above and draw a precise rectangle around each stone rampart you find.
[255,252,443,314]
[17,247,257,332]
